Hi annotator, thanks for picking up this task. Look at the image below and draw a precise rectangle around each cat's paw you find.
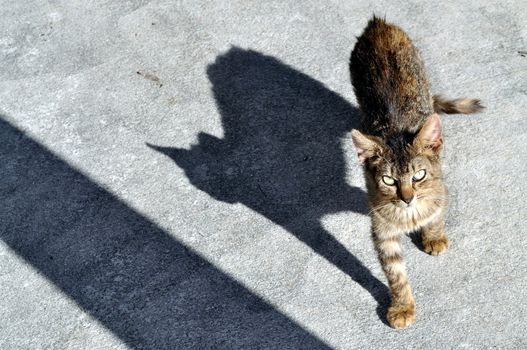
[387,304,416,329]
[423,235,449,256]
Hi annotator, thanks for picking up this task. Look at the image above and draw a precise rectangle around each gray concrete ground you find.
[0,0,526,349]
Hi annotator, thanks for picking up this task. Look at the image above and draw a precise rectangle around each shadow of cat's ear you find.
[197,132,226,153]
[146,143,193,166]
[146,142,179,157]
[146,132,226,165]
[147,131,223,155]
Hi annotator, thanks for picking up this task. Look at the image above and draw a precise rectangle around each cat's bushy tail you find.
[432,95,484,114]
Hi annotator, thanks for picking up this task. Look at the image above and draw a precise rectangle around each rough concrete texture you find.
[0,0,526,349]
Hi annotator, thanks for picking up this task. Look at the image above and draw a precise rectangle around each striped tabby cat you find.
[349,16,483,329]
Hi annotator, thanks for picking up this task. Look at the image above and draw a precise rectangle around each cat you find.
[349,16,483,329]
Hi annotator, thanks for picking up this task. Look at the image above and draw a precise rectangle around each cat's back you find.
[350,17,433,137]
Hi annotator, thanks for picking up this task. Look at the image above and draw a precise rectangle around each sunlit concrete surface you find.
[0,1,526,348]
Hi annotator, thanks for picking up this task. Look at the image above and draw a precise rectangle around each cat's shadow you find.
[149,47,390,322]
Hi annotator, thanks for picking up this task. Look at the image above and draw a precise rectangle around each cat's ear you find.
[351,129,382,164]
[414,113,443,154]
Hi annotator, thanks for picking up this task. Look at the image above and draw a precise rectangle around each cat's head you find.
[351,114,446,218]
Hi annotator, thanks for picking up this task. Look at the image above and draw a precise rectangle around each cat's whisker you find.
[367,202,393,215]
[416,194,448,200]
[418,196,448,202]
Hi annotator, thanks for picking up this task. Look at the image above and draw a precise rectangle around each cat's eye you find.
[382,175,396,186]
[412,169,426,182]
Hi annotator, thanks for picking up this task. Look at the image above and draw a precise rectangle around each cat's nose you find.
[400,185,414,205]
[401,195,414,205]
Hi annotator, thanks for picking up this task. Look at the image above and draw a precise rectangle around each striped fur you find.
[433,95,485,115]
[350,16,481,329]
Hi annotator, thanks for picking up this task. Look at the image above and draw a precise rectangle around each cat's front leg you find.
[421,212,449,256]
[373,225,415,329]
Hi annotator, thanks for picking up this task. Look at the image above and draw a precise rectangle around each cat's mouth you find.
[397,197,417,209]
